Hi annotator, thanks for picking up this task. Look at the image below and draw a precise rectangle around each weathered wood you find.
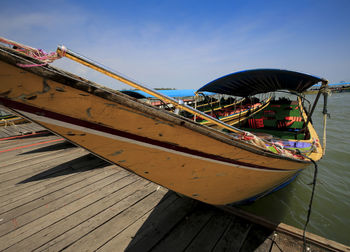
[97,205,154,252]
[0,151,90,200]
[0,123,349,252]
[0,147,83,184]
[0,142,76,175]
[0,138,61,159]
[0,122,45,137]
[0,132,54,144]
[184,211,234,252]
[0,149,87,198]
[150,204,214,252]
[212,214,252,252]
[5,176,146,252]
[0,136,63,162]
[219,205,350,252]
[0,163,118,215]
[124,194,198,252]
[62,186,168,252]
[0,173,141,250]
[98,192,180,252]
[32,181,161,252]
[0,167,124,236]
[0,128,12,137]
[239,224,274,251]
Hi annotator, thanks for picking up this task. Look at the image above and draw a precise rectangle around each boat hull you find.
[0,49,311,205]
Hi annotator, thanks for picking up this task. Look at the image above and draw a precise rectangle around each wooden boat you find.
[193,96,245,113]
[304,82,350,94]
[0,107,28,126]
[197,96,272,127]
[0,38,329,205]
[120,89,266,128]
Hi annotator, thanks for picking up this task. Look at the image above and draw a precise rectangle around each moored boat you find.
[122,89,272,128]
[197,96,271,127]
[0,38,329,205]
[0,107,28,126]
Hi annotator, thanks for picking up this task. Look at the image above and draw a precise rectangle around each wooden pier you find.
[0,121,349,251]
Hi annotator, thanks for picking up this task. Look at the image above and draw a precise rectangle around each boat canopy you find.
[197,69,325,97]
[121,89,214,99]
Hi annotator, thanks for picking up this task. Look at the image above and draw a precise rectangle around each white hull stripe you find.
[16,109,293,173]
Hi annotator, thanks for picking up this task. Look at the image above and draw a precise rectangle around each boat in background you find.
[304,82,350,94]
[121,89,272,128]
[197,96,271,128]
[0,106,28,126]
[0,38,329,205]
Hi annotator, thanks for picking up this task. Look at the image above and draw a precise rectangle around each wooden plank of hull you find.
[0,57,311,205]
[28,118,297,205]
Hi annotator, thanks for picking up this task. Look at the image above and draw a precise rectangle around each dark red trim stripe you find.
[0,97,297,171]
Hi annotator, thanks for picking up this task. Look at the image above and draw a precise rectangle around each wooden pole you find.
[56,45,245,134]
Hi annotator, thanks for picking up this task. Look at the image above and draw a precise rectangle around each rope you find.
[0,36,62,67]
[301,156,318,252]
[268,233,284,252]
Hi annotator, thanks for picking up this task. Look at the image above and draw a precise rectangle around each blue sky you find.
[1,0,349,90]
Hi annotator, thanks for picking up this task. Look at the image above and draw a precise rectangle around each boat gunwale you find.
[0,45,311,164]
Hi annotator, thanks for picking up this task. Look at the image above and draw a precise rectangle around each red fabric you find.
[248,118,264,128]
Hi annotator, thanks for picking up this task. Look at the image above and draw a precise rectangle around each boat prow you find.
[0,39,328,205]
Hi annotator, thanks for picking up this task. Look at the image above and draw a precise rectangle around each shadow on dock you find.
[19,141,76,155]
[124,191,277,251]
[18,154,110,184]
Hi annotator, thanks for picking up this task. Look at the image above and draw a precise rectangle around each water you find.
[239,92,350,246]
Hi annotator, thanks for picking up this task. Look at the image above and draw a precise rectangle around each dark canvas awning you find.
[197,69,326,97]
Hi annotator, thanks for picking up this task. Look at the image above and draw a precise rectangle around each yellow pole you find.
[57,45,245,134]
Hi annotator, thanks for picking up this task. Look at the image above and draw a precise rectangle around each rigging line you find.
[268,233,284,252]
[159,100,173,111]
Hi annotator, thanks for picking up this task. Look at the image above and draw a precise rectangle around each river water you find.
[239,92,350,246]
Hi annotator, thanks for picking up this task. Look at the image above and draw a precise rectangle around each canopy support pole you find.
[302,81,328,132]
[321,84,330,155]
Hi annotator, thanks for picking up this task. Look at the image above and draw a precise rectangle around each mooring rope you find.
[301,156,318,252]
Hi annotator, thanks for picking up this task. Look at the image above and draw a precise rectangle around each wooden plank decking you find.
[0,122,349,252]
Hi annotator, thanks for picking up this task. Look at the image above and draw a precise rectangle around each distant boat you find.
[0,38,329,205]
[304,82,350,94]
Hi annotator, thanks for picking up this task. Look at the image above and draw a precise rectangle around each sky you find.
[1,0,349,90]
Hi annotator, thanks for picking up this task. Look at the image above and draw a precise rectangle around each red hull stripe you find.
[0,97,299,171]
